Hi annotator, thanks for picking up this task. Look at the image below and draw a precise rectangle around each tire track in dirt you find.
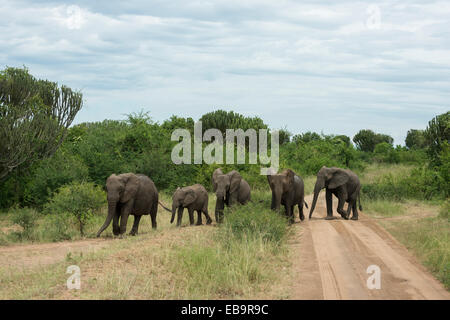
[291,194,449,300]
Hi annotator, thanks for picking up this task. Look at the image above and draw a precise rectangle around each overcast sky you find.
[1,0,449,144]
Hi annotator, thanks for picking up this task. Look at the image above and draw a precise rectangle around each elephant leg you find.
[215,201,224,224]
[299,203,305,221]
[284,204,293,224]
[129,215,141,236]
[336,198,347,218]
[176,207,184,227]
[336,189,348,218]
[228,192,238,206]
[203,209,212,225]
[119,211,129,235]
[351,201,359,220]
[325,189,334,220]
[343,202,351,220]
[150,199,157,230]
[196,210,202,225]
[290,205,295,224]
[188,208,195,225]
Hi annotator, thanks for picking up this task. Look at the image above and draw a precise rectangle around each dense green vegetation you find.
[0,67,83,181]
[0,69,448,256]
[1,109,448,211]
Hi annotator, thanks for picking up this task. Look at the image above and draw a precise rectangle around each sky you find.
[1,0,449,145]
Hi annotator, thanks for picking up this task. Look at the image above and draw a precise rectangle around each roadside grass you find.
[380,215,450,290]
[364,196,449,290]
[0,192,175,245]
[0,190,292,299]
[363,199,406,217]
[172,191,290,299]
[359,163,416,185]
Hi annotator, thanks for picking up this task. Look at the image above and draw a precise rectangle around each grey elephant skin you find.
[171,184,212,227]
[96,173,158,237]
[267,169,308,223]
[309,166,362,220]
[212,168,251,223]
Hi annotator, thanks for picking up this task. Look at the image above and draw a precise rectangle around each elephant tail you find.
[158,201,171,213]
[304,201,309,209]
[358,194,363,211]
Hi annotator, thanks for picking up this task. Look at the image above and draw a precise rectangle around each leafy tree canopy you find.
[0,67,83,181]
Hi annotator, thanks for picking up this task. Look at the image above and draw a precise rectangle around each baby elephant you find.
[171,184,212,227]
[268,169,308,223]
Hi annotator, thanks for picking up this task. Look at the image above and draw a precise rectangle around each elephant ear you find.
[212,168,222,192]
[120,173,140,203]
[328,169,349,189]
[285,169,295,184]
[228,170,242,194]
[182,189,197,207]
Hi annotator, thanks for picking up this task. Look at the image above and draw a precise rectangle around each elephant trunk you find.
[273,189,282,211]
[97,202,116,237]
[309,180,324,219]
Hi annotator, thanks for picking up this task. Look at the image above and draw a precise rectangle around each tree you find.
[405,129,426,150]
[292,131,322,144]
[278,128,291,145]
[199,109,267,135]
[425,111,450,167]
[353,129,393,152]
[0,67,83,181]
[44,182,105,236]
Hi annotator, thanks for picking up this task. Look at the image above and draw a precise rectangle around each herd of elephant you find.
[96,166,363,237]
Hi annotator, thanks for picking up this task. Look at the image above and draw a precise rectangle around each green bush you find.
[10,207,39,240]
[23,148,89,208]
[221,200,288,244]
[40,213,74,242]
[362,167,446,201]
[44,182,106,236]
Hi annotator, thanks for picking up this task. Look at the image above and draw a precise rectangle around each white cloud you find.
[0,0,449,144]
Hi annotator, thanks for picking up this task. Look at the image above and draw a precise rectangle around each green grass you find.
[363,194,449,290]
[172,192,290,299]
[359,163,416,185]
[0,190,292,299]
[380,216,450,289]
[363,199,406,217]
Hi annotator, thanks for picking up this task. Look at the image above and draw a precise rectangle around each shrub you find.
[10,207,39,240]
[41,213,74,242]
[362,167,446,201]
[44,182,106,236]
[221,201,288,244]
[23,148,89,208]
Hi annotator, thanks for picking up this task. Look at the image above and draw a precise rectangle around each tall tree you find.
[405,129,427,150]
[0,67,83,181]
[353,129,393,152]
[425,111,450,166]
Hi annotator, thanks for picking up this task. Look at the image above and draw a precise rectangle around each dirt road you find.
[290,194,449,300]
[0,239,109,269]
[0,194,448,300]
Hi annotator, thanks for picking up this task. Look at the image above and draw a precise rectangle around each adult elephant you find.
[212,168,251,223]
[96,173,158,237]
[309,166,362,220]
[171,184,212,227]
[267,169,308,223]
